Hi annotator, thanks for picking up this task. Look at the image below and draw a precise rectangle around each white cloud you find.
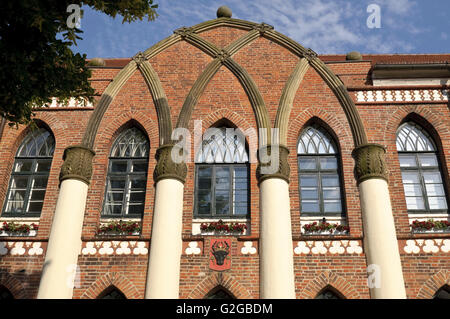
[75,0,427,57]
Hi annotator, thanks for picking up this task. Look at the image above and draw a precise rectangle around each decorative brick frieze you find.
[239,240,258,255]
[355,89,449,103]
[294,240,363,255]
[80,241,148,256]
[402,239,450,254]
[0,241,46,256]
[36,97,94,109]
[183,240,203,256]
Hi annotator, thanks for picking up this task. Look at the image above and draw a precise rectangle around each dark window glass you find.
[0,286,13,299]
[433,285,450,299]
[297,126,343,216]
[102,128,149,218]
[397,122,448,213]
[3,128,54,217]
[99,287,126,299]
[316,289,343,299]
[206,287,234,299]
[194,128,249,218]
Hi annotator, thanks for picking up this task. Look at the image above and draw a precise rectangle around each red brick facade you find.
[0,22,449,299]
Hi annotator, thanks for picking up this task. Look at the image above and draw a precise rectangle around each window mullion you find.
[123,159,132,217]
[230,165,234,217]
[417,154,430,211]
[211,165,216,217]
[317,156,323,215]
[24,159,38,214]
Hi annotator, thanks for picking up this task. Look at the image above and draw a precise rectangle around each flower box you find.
[0,221,38,237]
[410,219,450,233]
[97,220,141,236]
[302,221,349,236]
[200,219,247,235]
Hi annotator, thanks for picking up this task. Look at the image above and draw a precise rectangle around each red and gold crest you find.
[209,238,231,271]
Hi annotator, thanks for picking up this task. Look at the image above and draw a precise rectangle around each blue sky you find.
[72,0,449,58]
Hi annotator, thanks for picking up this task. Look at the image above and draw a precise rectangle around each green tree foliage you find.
[0,1,158,126]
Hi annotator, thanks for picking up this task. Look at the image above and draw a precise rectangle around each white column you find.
[259,178,296,299]
[145,178,184,299]
[37,179,88,299]
[359,178,406,299]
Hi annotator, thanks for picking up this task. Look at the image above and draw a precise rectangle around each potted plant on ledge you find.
[0,221,38,236]
[410,219,450,233]
[302,218,350,236]
[96,220,141,236]
[200,219,247,235]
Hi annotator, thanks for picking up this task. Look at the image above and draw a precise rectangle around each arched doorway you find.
[0,285,14,299]
[97,286,126,299]
[315,285,345,299]
[205,286,235,299]
[433,285,450,299]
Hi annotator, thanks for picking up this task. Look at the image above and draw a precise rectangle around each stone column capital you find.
[60,145,95,185]
[256,144,290,184]
[154,144,187,184]
[352,143,388,185]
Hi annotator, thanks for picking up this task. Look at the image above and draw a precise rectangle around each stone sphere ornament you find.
[217,6,232,18]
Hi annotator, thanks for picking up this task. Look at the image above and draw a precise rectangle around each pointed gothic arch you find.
[81,14,367,156]
[187,273,252,299]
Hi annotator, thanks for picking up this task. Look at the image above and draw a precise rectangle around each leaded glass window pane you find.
[396,122,448,213]
[102,128,149,218]
[297,126,343,216]
[196,127,248,163]
[3,128,54,217]
[194,127,249,218]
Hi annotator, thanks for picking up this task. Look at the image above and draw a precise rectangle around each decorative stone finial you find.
[346,51,363,61]
[87,58,105,67]
[217,6,232,18]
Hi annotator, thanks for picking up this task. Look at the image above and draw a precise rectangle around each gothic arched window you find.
[297,125,343,215]
[102,127,149,218]
[396,122,448,213]
[194,127,249,217]
[3,128,55,217]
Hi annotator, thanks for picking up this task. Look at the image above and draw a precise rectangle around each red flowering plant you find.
[410,219,450,232]
[302,220,349,235]
[200,219,247,234]
[97,220,141,236]
[0,221,38,235]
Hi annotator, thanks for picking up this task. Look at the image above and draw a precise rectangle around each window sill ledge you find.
[411,229,450,234]
[0,230,37,237]
[192,218,251,236]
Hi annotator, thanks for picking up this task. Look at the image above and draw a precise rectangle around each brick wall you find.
[0,24,449,299]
